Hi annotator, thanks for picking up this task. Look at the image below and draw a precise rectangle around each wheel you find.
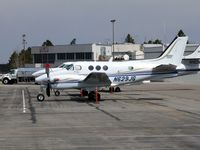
[37,94,45,101]
[115,87,121,92]
[2,78,9,85]
[55,90,60,96]
[109,87,115,93]
[83,90,88,96]
[88,91,95,100]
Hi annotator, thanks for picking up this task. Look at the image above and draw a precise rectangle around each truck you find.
[1,68,42,84]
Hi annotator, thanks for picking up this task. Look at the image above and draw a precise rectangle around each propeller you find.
[45,64,51,97]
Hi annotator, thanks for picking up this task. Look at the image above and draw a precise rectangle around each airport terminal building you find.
[31,43,143,67]
[31,43,198,67]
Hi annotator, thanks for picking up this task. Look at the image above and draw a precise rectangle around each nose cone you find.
[32,69,45,77]
[35,74,48,83]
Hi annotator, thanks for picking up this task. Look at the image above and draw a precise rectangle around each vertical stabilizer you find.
[154,36,188,65]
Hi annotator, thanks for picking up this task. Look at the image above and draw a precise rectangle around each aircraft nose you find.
[35,74,47,83]
[32,69,45,77]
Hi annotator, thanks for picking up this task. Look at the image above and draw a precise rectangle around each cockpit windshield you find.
[58,63,65,68]
[65,64,74,70]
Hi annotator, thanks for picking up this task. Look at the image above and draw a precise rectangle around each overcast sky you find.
[0,0,200,63]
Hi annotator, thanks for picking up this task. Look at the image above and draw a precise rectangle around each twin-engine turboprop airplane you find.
[35,36,189,101]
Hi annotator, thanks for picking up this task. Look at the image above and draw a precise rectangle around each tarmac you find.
[0,79,200,150]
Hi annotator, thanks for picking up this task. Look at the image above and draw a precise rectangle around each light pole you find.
[110,19,116,60]
[22,34,26,67]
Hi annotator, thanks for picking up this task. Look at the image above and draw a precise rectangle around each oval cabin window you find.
[96,65,101,71]
[103,65,108,71]
[88,65,94,71]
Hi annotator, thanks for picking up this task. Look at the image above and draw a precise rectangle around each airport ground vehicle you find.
[1,68,42,84]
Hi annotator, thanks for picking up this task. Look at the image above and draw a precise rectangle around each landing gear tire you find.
[115,87,121,92]
[55,90,60,96]
[37,94,45,102]
[88,91,95,100]
[109,87,115,93]
[83,90,88,96]
[88,91,101,101]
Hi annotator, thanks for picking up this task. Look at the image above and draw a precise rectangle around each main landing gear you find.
[88,91,100,101]
[109,86,121,93]
[81,89,100,101]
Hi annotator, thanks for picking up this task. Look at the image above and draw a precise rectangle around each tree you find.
[153,39,162,44]
[8,47,33,68]
[70,38,76,45]
[147,40,153,44]
[42,40,54,46]
[177,29,186,37]
[8,51,19,69]
[144,39,162,44]
[25,47,33,64]
[125,34,135,44]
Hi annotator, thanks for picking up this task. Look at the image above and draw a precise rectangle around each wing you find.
[79,72,111,88]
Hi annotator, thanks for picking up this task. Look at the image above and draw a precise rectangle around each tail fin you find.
[184,45,200,59]
[154,36,188,65]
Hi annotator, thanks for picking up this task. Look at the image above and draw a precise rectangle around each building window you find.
[88,65,94,71]
[48,54,55,63]
[85,52,92,60]
[75,53,84,60]
[34,54,42,63]
[100,47,106,56]
[57,53,66,60]
[103,65,108,71]
[66,53,74,60]
[96,65,101,71]
[34,54,55,63]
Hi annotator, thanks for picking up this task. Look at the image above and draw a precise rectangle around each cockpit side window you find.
[65,64,74,70]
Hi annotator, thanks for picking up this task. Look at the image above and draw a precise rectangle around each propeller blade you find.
[46,83,51,97]
[45,64,51,97]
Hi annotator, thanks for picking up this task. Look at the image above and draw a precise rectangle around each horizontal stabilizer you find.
[152,64,177,73]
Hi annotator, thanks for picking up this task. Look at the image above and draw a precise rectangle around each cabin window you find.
[96,65,101,71]
[75,65,82,70]
[103,65,108,71]
[88,65,94,71]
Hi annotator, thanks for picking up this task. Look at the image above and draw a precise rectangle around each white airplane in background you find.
[177,44,200,75]
[35,35,189,101]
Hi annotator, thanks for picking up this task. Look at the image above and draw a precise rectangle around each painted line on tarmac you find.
[22,90,26,113]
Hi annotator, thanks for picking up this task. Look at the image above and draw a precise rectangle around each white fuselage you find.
[36,60,178,90]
